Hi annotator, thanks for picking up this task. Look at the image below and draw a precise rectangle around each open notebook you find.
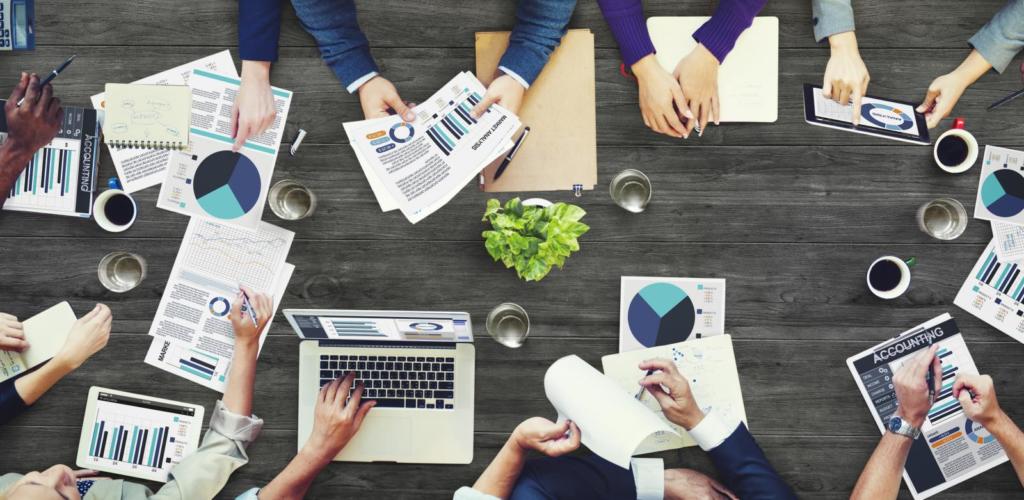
[0,302,77,382]
[102,83,191,149]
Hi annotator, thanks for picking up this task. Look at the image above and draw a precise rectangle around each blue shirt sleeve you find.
[706,423,797,500]
[0,377,28,425]
[239,0,283,62]
[497,0,577,86]
[969,0,1024,73]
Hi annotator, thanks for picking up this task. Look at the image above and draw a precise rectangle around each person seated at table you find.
[0,72,64,209]
[811,0,870,125]
[851,345,1024,498]
[453,358,796,499]
[232,0,576,150]
[597,0,768,139]
[0,288,272,499]
[233,371,375,499]
[0,304,111,425]
[917,0,1024,128]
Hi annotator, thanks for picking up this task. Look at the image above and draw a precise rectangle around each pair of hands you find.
[893,345,1008,429]
[0,304,111,371]
[633,46,719,139]
[3,72,63,164]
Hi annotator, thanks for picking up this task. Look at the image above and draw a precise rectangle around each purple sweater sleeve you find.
[596,0,655,67]
[693,0,769,63]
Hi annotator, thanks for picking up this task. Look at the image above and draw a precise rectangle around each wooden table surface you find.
[2,0,1023,498]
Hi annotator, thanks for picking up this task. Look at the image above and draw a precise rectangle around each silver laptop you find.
[285,309,475,464]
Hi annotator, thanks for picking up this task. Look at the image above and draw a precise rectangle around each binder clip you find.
[573,184,583,197]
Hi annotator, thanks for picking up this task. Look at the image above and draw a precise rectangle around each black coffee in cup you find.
[868,259,903,292]
[936,135,969,166]
[103,193,136,226]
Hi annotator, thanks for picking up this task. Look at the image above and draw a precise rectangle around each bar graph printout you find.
[77,388,204,482]
[955,239,1024,343]
[847,314,1007,499]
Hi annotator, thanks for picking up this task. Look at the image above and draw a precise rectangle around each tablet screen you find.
[811,87,920,134]
[79,388,203,482]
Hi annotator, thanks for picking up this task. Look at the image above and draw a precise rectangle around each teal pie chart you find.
[627,282,696,347]
[981,169,1024,218]
[192,151,262,220]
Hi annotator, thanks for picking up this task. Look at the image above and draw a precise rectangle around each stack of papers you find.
[344,72,520,223]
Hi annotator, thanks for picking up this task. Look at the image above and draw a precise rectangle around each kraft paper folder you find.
[475,29,597,192]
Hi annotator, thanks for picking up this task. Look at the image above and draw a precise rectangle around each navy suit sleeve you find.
[498,0,577,85]
[239,0,283,62]
[0,378,28,425]
[706,423,797,500]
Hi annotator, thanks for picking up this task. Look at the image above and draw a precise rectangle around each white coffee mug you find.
[93,189,138,233]
[867,256,916,299]
[933,118,978,174]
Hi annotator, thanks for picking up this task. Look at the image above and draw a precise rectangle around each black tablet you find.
[803,83,930,145]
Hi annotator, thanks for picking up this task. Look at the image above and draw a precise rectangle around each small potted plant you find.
[481,197,590,281]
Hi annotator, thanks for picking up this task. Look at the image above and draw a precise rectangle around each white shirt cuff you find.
[497,66,530,89]
[346,71,379,94]
[631,457,664,500]
[687,411,737,451]
[234,487,260,500]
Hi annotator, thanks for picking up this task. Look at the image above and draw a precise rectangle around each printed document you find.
[847,314,1007,499]
[344,72,518,223]
[91,50,237,193]
[991,221,1024,262]
[145,218,293,392]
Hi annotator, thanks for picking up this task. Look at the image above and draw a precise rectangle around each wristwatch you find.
[887,415,921,439]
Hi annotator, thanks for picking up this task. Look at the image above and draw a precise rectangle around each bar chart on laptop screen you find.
[83,392,199,476]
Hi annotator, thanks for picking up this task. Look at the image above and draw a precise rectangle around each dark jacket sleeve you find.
[0,377,28,425]
[498,0,577,85]
[706,423,797,499]
[239,0,283,62]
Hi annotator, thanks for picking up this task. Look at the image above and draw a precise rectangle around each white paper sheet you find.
[619,276,726,352]
[974,146,1024,225]
[991,221,1024,262]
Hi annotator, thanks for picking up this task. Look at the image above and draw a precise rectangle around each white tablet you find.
[803,83,930,145]
[77,387,204,483]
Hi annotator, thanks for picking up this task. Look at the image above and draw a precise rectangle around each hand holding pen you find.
[635,358,705,430]
[17,55,75,107]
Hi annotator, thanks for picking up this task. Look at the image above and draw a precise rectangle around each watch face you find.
[889,416,903,432]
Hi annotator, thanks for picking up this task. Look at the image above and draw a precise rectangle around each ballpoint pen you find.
[240,291,259,327]
[17,54,76,107]
[987,88,1024,111]
[635,369,654,401]
[493,126,530,181]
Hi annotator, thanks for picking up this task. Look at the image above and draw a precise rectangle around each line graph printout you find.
[991,221,1024,262]
[146,218,293,391]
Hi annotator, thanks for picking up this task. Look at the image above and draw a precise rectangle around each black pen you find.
[493,126,531,181]
[18,54,76,107]
[987,88,1024,111]
[635,369,654,401]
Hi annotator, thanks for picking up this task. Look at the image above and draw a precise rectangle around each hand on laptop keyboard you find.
[305,372,376,460]
[320,354,456,410]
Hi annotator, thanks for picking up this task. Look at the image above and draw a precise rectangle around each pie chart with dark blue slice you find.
[981,169,1024,218]
[192,151,262,220]
[627,282,696,347]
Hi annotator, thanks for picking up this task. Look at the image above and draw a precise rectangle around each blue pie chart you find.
[981,169,1024,217]
[627,283,696,347]
[192,151,262,220]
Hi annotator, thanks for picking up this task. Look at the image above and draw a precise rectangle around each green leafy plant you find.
[482,198,590,282]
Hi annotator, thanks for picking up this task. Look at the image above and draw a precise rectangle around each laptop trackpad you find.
[347,416,410,461]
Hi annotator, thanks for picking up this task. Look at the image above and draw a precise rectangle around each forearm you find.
[258,447,332,500]
[0,143,32,207]
[951,50,993,86]
[851,433,913,500]
[222,339,258,416]
[241,60,271,84]
[471,437,527,498]
[13,359,73,406]
[988,412,1024,487]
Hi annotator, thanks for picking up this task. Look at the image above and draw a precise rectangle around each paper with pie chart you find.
[619,277,726,352]
[157,69,292,230]
[974,146,1024,225]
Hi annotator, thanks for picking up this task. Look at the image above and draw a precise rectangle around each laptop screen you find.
[284,310,473,343]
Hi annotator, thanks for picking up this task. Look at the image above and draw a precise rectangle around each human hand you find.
[632,54,691,138]
[823,32,870,125]
[664,468,737,500]
[916,72,970,129]
[638,358,704,430]
[229,285,272,346]
[53,304,111,371]
[954,373,1007,428]
[232,61,277,152]
[303,372,375,462]
[673,44,720,136]
[471,74,526,117]
[4,73,62,159]
[511,417,581,457]
[0,312,27,352]
[9,465,102,500]
[893,345,941,428]
[358,76,415,121]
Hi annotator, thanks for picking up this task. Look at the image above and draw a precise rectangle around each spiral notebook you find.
[102,83,191,149]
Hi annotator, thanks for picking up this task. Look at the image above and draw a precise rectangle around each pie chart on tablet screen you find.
[627,282,696,347]
[192,151,262,220]
[981,169,1024,218]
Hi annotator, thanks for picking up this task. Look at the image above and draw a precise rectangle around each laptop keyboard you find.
[319,354,455,410]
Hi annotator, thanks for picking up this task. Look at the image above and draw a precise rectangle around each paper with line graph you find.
[990,221,1024,262]
[145,217,293,391]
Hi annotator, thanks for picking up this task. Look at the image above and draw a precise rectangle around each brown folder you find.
[475,29,597,193]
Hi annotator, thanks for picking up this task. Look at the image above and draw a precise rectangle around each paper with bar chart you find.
[145,218,293,392]
[954,239,1024,343]
[619,276,726,352]
[77,388,203,482]
[847,314,1007,500]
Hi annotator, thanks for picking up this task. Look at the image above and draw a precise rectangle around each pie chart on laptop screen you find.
[627,282,696,347]
[192,151,262,220]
